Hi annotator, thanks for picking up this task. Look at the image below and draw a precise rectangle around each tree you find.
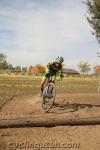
[14,66,21,73]
[27,65,45,75]
[78,62,91,75]
[8,64,13,70]
[94,65,100,74]
[22,67,27,73]
[0,53,8,70]
[35,64,45,74]
[27,66,34,74]
[86,0,100,43]
[0,53,7,63]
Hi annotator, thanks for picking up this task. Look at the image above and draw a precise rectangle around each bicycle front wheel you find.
[41,82,56,112]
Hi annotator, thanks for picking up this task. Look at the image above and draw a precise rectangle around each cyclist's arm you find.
[57,64,63,74]
[58,66,64,79]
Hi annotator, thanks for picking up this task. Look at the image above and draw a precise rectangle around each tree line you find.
[0,53,100,75]
[0,53,45,74]
[0,53,27,73]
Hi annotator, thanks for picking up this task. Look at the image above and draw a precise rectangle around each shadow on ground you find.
[52,102,100,112]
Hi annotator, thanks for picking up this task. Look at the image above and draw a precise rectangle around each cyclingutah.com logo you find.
[7,141,80,150]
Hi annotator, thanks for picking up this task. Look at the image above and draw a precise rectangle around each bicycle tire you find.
[41,82,56,112]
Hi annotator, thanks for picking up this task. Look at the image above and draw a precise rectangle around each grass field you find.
[0,75,99,98]
[0,75,100,150]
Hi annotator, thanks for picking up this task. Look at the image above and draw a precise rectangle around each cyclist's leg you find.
[40,68,50,96]
[40,76,46,94]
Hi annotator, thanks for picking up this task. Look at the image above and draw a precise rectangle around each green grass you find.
[0,75,99,98]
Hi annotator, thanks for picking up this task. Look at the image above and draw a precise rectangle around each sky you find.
[0,0,100,69]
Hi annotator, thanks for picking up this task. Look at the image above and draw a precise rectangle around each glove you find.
[60,73,64,78]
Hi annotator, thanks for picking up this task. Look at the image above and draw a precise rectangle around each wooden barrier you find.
[0,114,100,128]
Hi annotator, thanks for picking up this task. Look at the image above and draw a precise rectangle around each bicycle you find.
[41,76,56,112]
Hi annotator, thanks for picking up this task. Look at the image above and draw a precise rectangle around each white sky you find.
[0,0,100,69]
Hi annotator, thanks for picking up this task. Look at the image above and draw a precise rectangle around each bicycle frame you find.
[41,76,56,112]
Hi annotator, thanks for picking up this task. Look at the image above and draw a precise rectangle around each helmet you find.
[56,56,64,63]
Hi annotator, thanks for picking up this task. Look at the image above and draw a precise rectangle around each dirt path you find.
[0,125,100,150]
[0,94,41,119]
[0,93,100,150]
[0,93,100,119]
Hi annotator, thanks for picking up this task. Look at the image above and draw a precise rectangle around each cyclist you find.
[40,56,64,96]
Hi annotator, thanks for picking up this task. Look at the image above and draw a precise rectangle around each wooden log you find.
[0,114,100,128]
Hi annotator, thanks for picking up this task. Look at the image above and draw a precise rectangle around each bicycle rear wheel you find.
[41,82,56,112]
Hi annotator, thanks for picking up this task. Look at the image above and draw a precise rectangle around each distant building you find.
[62,68,80,75]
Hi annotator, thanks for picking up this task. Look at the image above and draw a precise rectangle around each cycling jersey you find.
[43,61,63,79]
[48,61,62,73]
